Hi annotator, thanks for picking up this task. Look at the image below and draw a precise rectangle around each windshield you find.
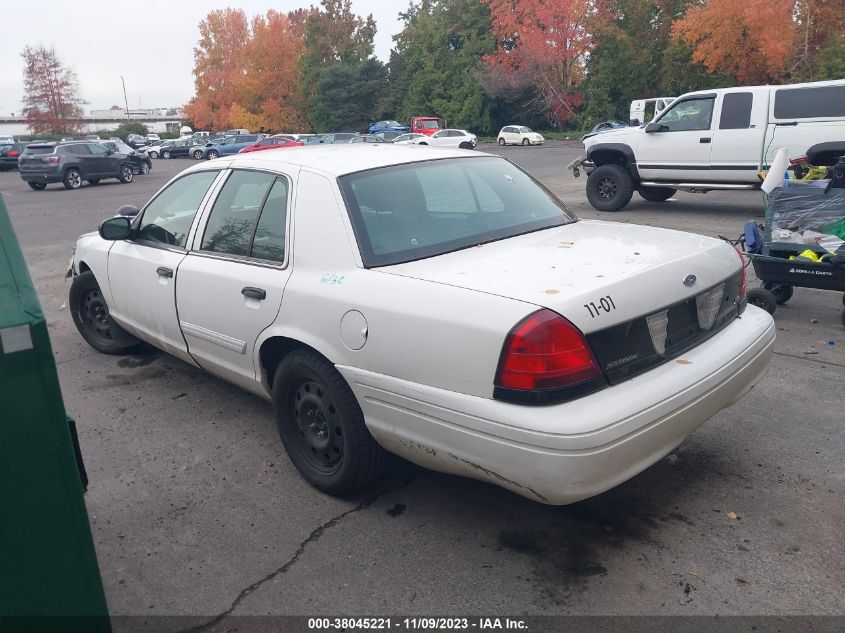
[518,127,533,133]
[420,120,443,129]
[339,156,575,267]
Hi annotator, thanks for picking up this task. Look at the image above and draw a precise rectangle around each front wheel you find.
[637,186,676,202]
[586,164,634,212]
[69,271,142,354]
[161,150,171,159]
[498,138,505,146]
[149,151,159,159]
[63,168,82,190]
[272,349,389,495]
[28,182,47,190]
[118,165,134,183]
[522,138,529,146]
[140,161,151,175]
[207,150,219,159]
[193,150,204,160]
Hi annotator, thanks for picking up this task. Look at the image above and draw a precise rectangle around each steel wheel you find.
[291,379,344,474]
[69,271,141,354]
[79,288,114,342]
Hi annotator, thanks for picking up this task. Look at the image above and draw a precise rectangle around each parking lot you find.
[1,142,843,622]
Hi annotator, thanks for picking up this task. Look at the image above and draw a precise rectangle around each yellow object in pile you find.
[788,249,822,263]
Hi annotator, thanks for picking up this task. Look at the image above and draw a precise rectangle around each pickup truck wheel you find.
[272,349,389,495]
[28,182,47,190]
[637,185,676,202]
[763,282,793,304]
[747,288,777,315]
[63,168,82,190]
[586,164,634,211]
[118,165,134,183]
[70,271,142,354]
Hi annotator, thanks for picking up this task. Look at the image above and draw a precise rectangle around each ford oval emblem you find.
[683,274,697,287]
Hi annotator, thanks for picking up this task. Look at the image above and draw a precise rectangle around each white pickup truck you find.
[574,79,845,211]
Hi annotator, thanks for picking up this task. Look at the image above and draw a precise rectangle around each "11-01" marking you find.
[584,295,616,318]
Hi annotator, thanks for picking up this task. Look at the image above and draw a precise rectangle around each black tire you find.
[63,168,82,190]
[207,150,219,159]
[459,142,472,149]
[522,138,529,146]
[763,282,793,305]
[28,182,47,190]
[118,164,134,183]
[637,186,676,202]
[586,163,634,212]
[498,137,505,146]
[272,349,389,495]
[87,178,100,185]
[193,150,204,160]
[417,142,427,146]
[161,150,171,159]
[140,161,151,175]
[149,151,159,159]
[69,271,142,354]
[747,288,777,315]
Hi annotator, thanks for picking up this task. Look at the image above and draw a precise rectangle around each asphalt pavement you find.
[1,142,842,624]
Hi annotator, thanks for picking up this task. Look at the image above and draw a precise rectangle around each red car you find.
[238,135,304,154]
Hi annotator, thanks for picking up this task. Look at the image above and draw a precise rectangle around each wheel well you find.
[259,336,326,389]
[78,261,91,274]
[589,149,628,168]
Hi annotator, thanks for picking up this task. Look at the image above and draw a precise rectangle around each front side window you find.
[89,144,108,155]
[519,127,532,133]
[136,170,220,247]
[657,98,714,132]
[339,156,575,267]
[200,170,287,261]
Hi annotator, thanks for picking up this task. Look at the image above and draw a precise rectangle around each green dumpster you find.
[0,194,110,632]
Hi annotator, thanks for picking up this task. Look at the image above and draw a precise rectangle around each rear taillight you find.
[735,248,747,310]
[495,309,602,393]
[41,156,60,164]
[8,150,19,157]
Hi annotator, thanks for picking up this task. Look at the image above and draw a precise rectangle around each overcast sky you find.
[0,0,405,116]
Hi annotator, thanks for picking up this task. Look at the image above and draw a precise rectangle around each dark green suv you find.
[19,141,135,190]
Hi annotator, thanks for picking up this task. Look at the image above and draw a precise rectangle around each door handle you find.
[242,287,266,300]
[156,267,173,278]
[699,137,711,143]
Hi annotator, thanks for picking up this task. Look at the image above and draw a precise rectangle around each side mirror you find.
[99,216,132,241]
[117,204,140,217]
[645,122,668,133]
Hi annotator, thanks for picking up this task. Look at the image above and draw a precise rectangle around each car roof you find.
[183,144,484,177]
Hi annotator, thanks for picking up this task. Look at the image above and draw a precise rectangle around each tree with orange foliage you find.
[481,0,597,127]
[184,9,249,131]
[672,0,796,84]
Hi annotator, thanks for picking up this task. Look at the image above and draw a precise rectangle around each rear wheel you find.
[637,186,676,202]
[272,349,389,495]
[69,271,142,354]
[118,165,134,183]
[193,150,204,160]
[747,288,777,314]
[140,161,151,175]
[149,151,159,159]
[207,150,219,159]
[63,168,82,190]
[586,164,634,212]
[498,138,505,146]
[763,282,793,304]
[161,150,171,159]
[28,182,47,190]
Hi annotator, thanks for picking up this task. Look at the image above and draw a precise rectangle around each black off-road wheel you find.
[272,349,389,495]
[63,168,82,190]
[28,182,47,190]
[586,163,634,212]
[69,271,142,354]
[637,185,676,202]
[747,288,777,315]
[763,282,793,305]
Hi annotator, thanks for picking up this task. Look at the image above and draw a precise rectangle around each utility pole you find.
[121,76,130,122]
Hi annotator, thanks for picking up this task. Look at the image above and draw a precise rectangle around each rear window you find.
[774,85,845,119]
[719,92,753,129]
[0,144,11,152]
[23,145,55,155]
[339,156,575,267]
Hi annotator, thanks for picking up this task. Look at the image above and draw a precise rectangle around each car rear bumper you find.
[19,168,62,183]
[0,157,20,169]
[338,306,775,505]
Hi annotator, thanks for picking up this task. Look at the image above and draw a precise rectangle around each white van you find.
[575,79,845,211]
[179,125,193,137]
[629,97,675,126]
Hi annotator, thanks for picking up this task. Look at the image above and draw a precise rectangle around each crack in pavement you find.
[773,350,845,368]
[179,474,415,633]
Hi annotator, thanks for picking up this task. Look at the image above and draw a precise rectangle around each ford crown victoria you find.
[68,145,775,504]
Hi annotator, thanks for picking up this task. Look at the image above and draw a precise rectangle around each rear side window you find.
[720,93,753,129]
[201,170,287,261]
[67,144,92,155]
[774,85,845,119]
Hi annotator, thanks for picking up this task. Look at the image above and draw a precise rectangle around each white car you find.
[391,133,426,145]
[498,125,545,146]
[145,133,161,142]
[67,145,774,504]
[410,129,477,149]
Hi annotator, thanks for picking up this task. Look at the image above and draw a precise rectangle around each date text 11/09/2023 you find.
[308,617,529,630]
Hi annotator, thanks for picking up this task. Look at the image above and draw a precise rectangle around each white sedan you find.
[498,125,545,146]
[410,129,477,149]
[68,145,774,504]
[391,133,426,145]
